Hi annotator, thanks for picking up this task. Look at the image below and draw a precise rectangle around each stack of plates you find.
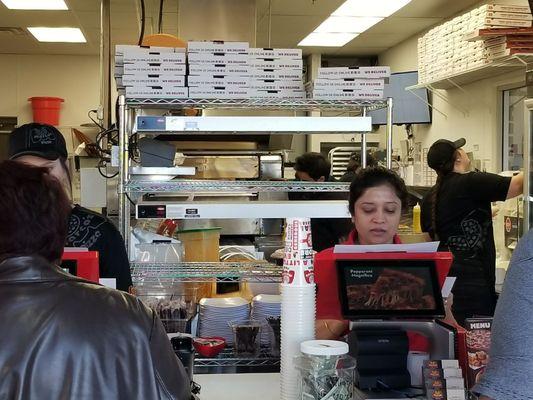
[251,294,281,345]
[197,297,250,344]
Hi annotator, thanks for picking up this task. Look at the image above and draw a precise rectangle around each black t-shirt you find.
[421,172,511,289]
[66,205,133,292]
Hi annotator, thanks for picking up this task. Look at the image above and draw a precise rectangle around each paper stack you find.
[114,45,187,98]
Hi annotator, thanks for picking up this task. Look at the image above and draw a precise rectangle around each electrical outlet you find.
[111,146,119,167]
[473,144,479,151]
[97,105,104,121]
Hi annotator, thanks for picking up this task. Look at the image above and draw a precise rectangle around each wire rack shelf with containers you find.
[116,95,393,370]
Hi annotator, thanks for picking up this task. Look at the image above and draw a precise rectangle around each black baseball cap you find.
[8,123,68,161]
[427,138,466,170]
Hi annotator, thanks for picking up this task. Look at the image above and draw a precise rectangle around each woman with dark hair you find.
[314,166,408,339]
[0,160,190,399]
[8,123,132,292]
[421,138,523,326]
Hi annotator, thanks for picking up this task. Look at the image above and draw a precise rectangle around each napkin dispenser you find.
[348,329,411,390]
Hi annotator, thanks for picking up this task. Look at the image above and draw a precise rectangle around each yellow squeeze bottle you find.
[412,203,422,234]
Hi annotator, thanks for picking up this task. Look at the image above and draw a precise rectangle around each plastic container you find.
[294,340,356,400]
[193,337,226,358]
[177,227,221,262]
[28,97,64,126]
[229,319,263,357]
[135,241,183,263]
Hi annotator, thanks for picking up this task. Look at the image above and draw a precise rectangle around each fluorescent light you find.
[333,0,412,17]
[298,32,358,47]
[28,27,86,43]
[1,0,68,10]
[314,16,383,33]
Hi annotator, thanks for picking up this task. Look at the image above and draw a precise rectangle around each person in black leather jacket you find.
[0,160,190,400]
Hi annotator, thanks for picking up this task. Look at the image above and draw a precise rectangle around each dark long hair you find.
[429,152,457,240]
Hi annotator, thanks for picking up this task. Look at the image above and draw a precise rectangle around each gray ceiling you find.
[0,0,482,57]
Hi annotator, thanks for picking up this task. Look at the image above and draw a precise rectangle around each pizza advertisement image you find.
[465,318,492,388]
[336,259,445,318]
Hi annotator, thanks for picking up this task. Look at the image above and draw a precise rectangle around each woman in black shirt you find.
[421,138,523,326]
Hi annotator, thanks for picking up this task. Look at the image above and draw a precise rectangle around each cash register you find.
[314,247,455,397]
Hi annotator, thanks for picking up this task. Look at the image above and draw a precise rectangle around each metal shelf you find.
[125,180,350,193]
[408,54,533,90]
[131,261,282,283]
[126,97,387,111]
[194,348,280,368]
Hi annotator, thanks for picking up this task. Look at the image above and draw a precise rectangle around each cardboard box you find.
[317,66,391,79]
[189,64,249,75]
[121,51,186,64]
[248,47,302,58]
[122,63,186,75]
[188,52,249,65]
[479,18,532,28]
[187,40,249,54]
[465,318,492,388]
[115,44,185,55]
[125,86,188,98]
[249,88,305,99]
[312,89,384,100]
[247,68,302,80]
[249,79,303,90]
[313,78,385,90]
[120,74,186,87]
[188,86,249,99]
[479,4,532,14]
[484,11,533,21]
[424,360,460,370]
[249,58,303,69]
[187,74,249,87]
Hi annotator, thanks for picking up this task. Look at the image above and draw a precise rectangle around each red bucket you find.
[28,96,64,126]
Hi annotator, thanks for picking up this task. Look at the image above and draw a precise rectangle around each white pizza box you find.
[484,11,533,21]
[249,88,306,99]
[188,64,249,76]
[249,58,302,69]
[248,47,302,58]
[246,68,302,80]
[313,78,385,90]
[119,63,186,75]
[187,40,249,54]
[115,44,185,55]
[312,89,384,100]
[477,4,531,14]
[121,51,186,65]
[317,66,391,79]
[120,74,186,87]
[249,79,304,90]
[188,52,249,65]
[125,86,188,98]
[188,86,249,99]
[187,74,249,87]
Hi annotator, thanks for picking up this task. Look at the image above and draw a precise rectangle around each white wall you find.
[0,54,100,127]
[377,0,528,173]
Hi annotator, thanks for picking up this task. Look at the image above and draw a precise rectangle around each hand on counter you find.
[315,319,348,340]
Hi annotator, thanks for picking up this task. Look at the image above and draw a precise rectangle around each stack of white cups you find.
[280,218,316,400]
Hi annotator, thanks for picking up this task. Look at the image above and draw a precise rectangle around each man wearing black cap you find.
[8,123,133,292]
[421,138,523,326]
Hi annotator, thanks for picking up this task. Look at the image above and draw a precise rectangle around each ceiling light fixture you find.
[298,0,412,47]
[298,32,358,47]
[1,0,68,10]
[314,16,383,33]
[332,0,412,17]
[28,27,86,43]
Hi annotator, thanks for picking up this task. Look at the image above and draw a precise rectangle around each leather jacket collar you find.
[0,255,87,284]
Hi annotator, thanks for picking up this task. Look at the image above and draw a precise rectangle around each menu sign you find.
[465,317,492,388]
